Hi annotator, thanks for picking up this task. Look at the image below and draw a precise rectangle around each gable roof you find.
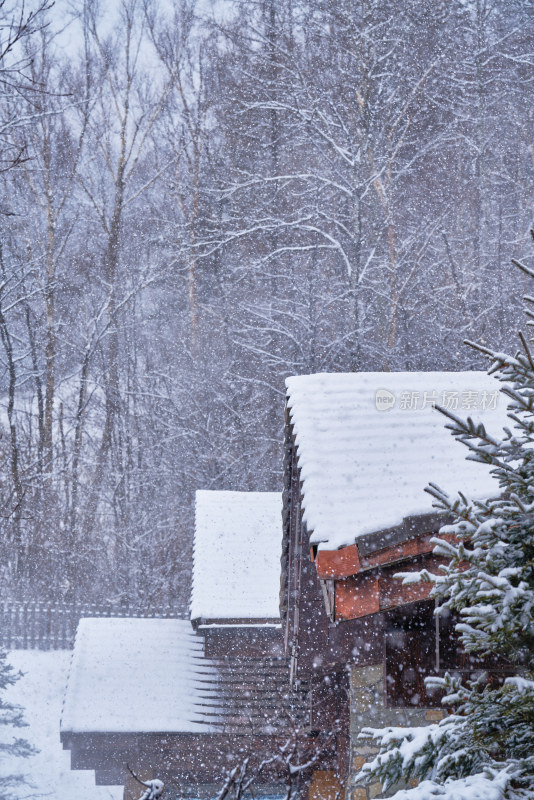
[190,490,282,623]
[60,618,219,734]
[286,371,509,552]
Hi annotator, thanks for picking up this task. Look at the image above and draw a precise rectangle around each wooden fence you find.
[0,601,187,650]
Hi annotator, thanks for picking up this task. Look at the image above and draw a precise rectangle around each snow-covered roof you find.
[286,371,509,551]
[190,491,282,622]
[61,618,219,734]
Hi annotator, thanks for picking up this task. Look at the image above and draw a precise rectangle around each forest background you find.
[0,0,532,608]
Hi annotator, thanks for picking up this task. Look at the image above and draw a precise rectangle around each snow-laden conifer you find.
[0,650,35,800]
[356,252,534,799]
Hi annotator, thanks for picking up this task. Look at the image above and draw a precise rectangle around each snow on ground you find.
[1,649,123,800]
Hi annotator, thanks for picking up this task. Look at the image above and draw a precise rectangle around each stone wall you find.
[348,664,444,800]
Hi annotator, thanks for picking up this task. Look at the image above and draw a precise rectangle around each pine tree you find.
[356,249,534,799]
[0,651,35,800]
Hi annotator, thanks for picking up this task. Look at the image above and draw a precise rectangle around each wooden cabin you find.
[190,490,285,665]
[281,372,508,800]
[60,491,318,799]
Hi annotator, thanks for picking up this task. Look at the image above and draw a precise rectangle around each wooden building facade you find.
[281,372,509,800]
[60,374,510,800]
[61,492,320,800]
[60,618,318,797]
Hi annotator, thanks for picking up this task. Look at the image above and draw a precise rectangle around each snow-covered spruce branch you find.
[126,765,164,800]
[355,253,534,799]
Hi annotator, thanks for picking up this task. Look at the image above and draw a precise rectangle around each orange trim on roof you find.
[334,569,435,621]
[335,574,379,619]
[360,534,435,570]
[315,531,461,620]
[379,572,433,610]
[316,544,361,578]
[314,531,459,581]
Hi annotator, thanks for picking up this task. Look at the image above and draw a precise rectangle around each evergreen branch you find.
[519,331,534,371]
[512,258,534,280]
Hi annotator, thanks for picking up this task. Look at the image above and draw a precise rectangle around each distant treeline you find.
[0,0,531,606]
